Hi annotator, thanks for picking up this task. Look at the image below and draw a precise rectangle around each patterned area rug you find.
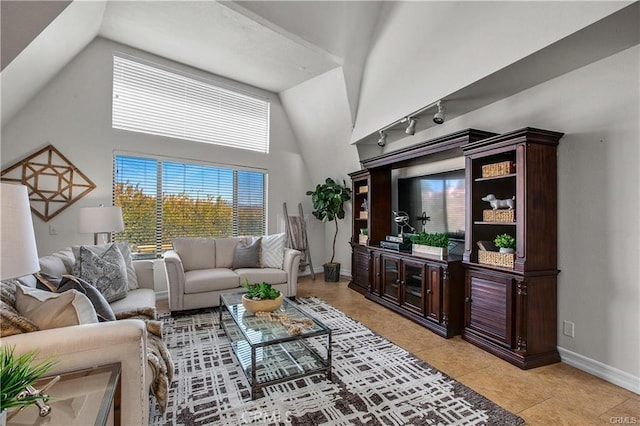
[150,298,524,425]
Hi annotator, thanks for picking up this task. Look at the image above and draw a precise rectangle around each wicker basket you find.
[478,250,515,269]
[358,234,368,245]
[481,161,514,178]
[359,211,368,220]
[483,209,515,222]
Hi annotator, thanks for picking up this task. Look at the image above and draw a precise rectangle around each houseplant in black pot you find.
[306,178,352,282]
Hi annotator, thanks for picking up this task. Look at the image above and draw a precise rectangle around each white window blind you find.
[112,55,270,153]
[113,155,265,258]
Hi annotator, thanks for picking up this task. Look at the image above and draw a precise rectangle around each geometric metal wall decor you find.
[1,144,96,222]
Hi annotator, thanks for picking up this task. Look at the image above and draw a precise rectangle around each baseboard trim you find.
[558,346,640,394]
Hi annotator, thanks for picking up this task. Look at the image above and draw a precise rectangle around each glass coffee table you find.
[220,293,332,399]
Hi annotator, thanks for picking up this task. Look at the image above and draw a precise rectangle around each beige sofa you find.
[2,247,156,426]
[164,236,302,314]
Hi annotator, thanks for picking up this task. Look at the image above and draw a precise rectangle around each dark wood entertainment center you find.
[349,128,563,369]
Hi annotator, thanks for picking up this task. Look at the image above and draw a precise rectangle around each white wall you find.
[351,1,629,143]
[377,46,640,390]
[1,37,321,281]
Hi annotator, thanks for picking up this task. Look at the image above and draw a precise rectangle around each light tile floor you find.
[158,275,640,425]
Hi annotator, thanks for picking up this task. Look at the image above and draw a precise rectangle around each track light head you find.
[433,100,445,124]
[405,117,417,135]
[377,130,387,147]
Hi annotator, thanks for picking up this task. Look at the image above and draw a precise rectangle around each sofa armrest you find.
[133,259,155,290]
[163,250,185,312]
[283,248,302,296]
[0,320,149,426]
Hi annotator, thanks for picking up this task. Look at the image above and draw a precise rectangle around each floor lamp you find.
[78,205,125,245]
[1,183,40,281]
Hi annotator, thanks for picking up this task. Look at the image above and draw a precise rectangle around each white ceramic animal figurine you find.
[482,194,515,210]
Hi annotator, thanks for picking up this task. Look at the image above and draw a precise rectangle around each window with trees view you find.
[113,155,265,258]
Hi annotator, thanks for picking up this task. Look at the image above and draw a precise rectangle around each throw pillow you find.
[261,232,285,269]
[72,242,139,290]
[14,285,98,329]
[232,237,262,269]
[0,279,39,337]
[34,272,63,292]
[58,276,116,322]
[73,244,128,303]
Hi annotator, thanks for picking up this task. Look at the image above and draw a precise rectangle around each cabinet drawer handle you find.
[426,289,432,295]
[465,297,472,303]
[395,279,401,284]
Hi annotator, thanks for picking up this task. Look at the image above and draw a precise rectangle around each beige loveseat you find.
[1,247,157,426]
[164,236,302,314]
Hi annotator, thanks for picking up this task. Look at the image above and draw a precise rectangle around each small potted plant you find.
[409,232,449,260]
[241,279,284,313]
[494,233,516,253]
[358,229,368,245]
[306,178,352,282]
[1,346,56,423]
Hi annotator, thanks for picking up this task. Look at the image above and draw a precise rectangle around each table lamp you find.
[78,205,125,245]
[1,182,40,280]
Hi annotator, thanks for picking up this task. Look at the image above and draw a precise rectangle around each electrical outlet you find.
[563,320,575,338]
[49,224,57,235]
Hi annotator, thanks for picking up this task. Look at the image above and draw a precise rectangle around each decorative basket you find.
[483,209,515,222]
[358,234,368,245]
[412,244,448,260]
[358,185,368,194]
[481,161,514,178]
[478,250,514,269]
[359,211,368,220]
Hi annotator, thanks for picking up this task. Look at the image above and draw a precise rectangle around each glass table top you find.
[220,293,330,346]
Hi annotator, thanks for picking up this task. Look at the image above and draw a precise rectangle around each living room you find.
[1,1,638,425]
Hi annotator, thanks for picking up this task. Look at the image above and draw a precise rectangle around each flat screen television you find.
[397,169,466,240]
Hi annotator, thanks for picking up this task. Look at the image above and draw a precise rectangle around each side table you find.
[7,363,121,426]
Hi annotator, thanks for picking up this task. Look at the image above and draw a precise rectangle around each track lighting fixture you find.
[432,100,445,124]
[377,130,387,147]
[405,117,418,135]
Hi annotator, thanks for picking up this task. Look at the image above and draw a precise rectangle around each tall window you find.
[112,54,270,153]
[114,155,265,258]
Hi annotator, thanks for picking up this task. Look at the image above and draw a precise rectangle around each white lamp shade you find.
[1,183,40,280]
[79,206,125,234]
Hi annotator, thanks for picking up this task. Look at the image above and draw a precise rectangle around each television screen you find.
[397,169,465,239]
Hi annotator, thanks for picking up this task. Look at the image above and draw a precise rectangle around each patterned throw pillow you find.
[72,242,138,290]
[261,233,285,269]
[232,238,262,269]
[14,285,98,329]
[73,244,128,303]
[0,279,39,337]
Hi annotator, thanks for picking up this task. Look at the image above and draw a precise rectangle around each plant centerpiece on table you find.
[1,346,56,421]
[409,232,449,260]
[241,279,284,314]
[494,233,516,253]
[306,178,352,282]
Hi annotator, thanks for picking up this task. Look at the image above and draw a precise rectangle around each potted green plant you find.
[1,346,55,423]
[409,232,449,260]
[306,178,352,282]
[494,233,516,253]
[241,279,284,313]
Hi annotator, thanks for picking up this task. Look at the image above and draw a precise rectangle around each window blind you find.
[114,155,265,258]
[112,55,270,153]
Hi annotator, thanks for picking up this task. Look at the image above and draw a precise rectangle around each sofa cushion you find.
[232,238,261,269]
[15,285,98,329]
[73,245,128,303]
[261,233,285,269]
[184,269,240,293]
[235,268,288,285]
[39,254,71,278]
[173,238,216,272]
[215,238,242,268]
[110,288,157,316]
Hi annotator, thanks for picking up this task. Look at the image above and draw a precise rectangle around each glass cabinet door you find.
[403,261,424,313]
[382,256,400,301]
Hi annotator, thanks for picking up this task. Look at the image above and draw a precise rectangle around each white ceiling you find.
[99,1,379,93]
